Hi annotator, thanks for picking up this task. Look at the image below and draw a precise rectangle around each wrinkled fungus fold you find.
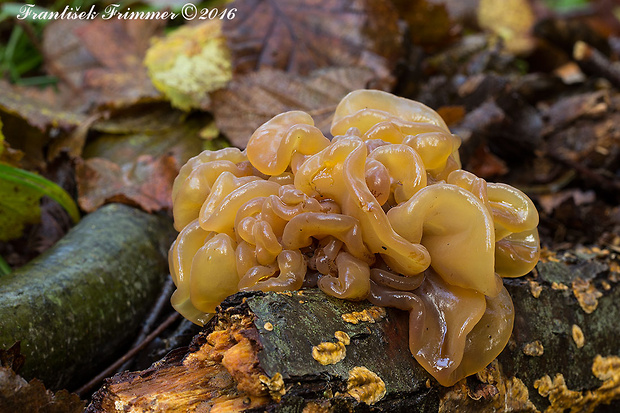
[169,89,540,386]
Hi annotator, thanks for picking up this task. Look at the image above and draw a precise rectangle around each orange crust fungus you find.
[169,89,541,386]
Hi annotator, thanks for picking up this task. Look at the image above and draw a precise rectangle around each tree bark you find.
[0,203,175,390]
[88,249,620,412]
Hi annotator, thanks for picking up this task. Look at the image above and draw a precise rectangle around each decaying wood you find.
[0,204,175,391]
[88,248,620,412]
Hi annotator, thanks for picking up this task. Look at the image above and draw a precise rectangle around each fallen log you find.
[88,248,620,412]
[0,203,175,390]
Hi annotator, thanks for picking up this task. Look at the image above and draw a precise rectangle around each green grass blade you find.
[0,164,80,223]
[0,255,10,276]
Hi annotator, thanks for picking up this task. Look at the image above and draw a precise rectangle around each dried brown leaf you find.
[84,106,205,164]
[211,66,376,148]
[393,0,458,49]
[223,0,401,87]
[0,81,85,132]
[0,343,84,413]
[43,18,164,109]
[76,106,204,213]
[76,155,178,213]
[0,342,25,373]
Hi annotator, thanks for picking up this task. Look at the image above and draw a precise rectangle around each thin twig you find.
[573,41,620,89]
[116,278,175,373]
[75,311,180,398]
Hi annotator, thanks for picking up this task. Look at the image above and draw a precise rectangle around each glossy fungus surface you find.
[169,89,540,386]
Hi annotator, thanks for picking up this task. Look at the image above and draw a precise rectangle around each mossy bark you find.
[88,250,620,412]
[0,204,175,390]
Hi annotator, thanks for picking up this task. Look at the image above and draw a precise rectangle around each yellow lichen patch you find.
[334,331,351,346]
[529,280,542,298]
[572,278,603,314]
[302,400,333,413]
[572,324,585,349]
[346,366,386,405]
[144,20,231,111]
[439,366,537,413]
[504,376,538,411]
[523,340,544,357]
[263,322,274,332]
[312,341,346,365]
[312,331,352,365]
[551,282,569,291]
[539,247,560,263]
[341,307,387,324]
[259,372,286,402]
[535,356,620,413]
[535,374,584,412]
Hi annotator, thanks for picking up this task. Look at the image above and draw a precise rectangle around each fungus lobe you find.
[169,89,540,386]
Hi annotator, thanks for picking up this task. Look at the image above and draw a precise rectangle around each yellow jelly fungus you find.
[169,89,540,387]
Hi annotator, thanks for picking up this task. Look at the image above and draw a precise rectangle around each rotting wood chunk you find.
[87,311,270,412]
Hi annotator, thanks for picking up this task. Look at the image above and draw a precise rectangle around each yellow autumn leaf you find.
[478,0,535,54]
[144,20,232,111]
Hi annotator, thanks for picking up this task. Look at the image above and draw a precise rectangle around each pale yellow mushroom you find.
[368,144,427,204]
[495,228,540,278]
[446,169,489,204]
[172,147,251,231]
[294,137,430,276]
[317,251,371,300]
[247,111,330,176]
[200,179,281,237]
[281,212,372,264]
[387,183,499,297]
[402,132,461,175]
[364,158,392,205]
[198,172,261,229]
[238,249,306,292]
[449,280,514,384]
[189,233,239,313]
[169,219,213,325]
[486,183,540,277]
[487,183,539,240]
[169,89,540,388]
[331,89,450,136]
[368,269,487,387]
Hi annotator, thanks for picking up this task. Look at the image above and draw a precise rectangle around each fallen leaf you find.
[47,114,101,161]
[0,81,85,132]
[42,18,164,109]
[466,144,509,178]
[0,164,80,242]
[0,342,25,373]
[477,0,536,54]
[538,189,596,215]
[76,107,206,213]
[0,81,87,169]
[91,103,187,135]
[145,20,232,111]
[436,105,466,126]
[392,0,458,49]
[542,90,609,134]
[0,343,84,413]
[0,169,43,242]
[0,117,23,167]
[76,155,178,213]
[84,106,205,165]
[223,0,401,88]
[211,66,376,148]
